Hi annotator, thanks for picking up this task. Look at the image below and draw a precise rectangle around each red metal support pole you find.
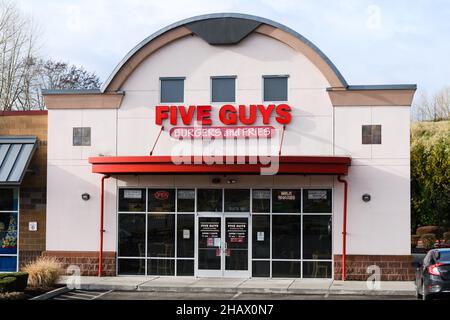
[150,126,164,156]
[99,175,110,277]
[337,176,348,281]
[278,125,286,156]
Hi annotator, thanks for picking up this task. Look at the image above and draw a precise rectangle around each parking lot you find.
[51,290,416,300]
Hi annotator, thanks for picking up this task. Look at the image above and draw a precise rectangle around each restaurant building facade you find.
[42,13,416,280]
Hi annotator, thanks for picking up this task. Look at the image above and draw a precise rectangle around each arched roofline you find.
[101,12,349,92]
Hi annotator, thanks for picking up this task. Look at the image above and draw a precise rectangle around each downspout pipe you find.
[99,175,111,277]
[337,176,348,281]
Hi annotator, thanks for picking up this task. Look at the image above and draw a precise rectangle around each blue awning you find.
[0,136,37,185]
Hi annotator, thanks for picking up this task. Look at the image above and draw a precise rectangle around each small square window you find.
[160,78,184,103]
[362,125,382,145]
[212,77,236,102]
[263,76,288,101]
[73,127,91,146]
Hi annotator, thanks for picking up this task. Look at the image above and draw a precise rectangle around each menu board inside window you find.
[199,220,221,248]
[119,189,146,212]
[226,219,248,248]
[148,189,175,212]
[252,190,270,213]
[303,189,332,213]
[177,189,195,212]
[272,190,301,213]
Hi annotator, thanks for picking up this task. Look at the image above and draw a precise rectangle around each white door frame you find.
[195,212,251,278]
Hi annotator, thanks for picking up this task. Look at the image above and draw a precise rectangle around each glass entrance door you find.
[197,216,222,277]
[224,216,250,277]
[196,214,250,278]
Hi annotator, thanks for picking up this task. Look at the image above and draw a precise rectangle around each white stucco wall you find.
[46,32,411,257]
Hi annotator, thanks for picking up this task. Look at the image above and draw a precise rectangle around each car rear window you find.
[436,251,450,262]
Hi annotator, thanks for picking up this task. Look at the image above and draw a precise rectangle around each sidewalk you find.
[58,276,416,296]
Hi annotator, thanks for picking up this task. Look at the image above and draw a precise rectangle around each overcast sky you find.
[16,0,450,95]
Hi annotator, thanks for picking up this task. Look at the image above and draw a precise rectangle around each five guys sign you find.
[155,104,292,139]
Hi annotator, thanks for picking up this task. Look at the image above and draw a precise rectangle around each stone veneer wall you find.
[0,111,48,268]
[43,251,116,276]
[334,255,415,281]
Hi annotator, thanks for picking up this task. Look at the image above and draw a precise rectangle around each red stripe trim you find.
[89,155,352,165]
[89,155,351,175]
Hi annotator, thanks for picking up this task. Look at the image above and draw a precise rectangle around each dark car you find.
[416,248,450,300]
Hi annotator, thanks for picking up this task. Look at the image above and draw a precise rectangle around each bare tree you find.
[0,0,38,110]
[1,2,101,110]
[414,87,450,122]
[39,59,101,90]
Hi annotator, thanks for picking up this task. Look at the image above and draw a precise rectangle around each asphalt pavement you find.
[95,291,416,300]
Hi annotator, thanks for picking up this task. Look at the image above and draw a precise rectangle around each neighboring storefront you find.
[0,111,48,272]
[42,13,416,280]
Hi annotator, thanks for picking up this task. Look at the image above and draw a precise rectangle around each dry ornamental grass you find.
[23,257,63,288]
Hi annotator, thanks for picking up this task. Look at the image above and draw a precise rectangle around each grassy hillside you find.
[412,121,450,143]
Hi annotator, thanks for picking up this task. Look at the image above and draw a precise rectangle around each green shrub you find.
[421,233,437,250]
[13,272,28,291]
[0,272,29,292]
[0,277,17,293]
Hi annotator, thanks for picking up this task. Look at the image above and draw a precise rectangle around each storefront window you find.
[252,261,270,278]
[303,215,332,260]
[147,214,175,257]
[272,190,301,213]
[303,189,332,213]
[0,212,18,254]
[118,189,146,212]
[177,215,194,258]
[303,261,332,278]
[177,189,195,212]
[116,187,333,278]
[117,259,145,275]
[118,214,146,257]
[148,259,175,276]
[148,189,175,212]
[272,215,301,259]
[252,190,270,213]
[272,261,301,278]
[224,189,249,212]
[197,189,222,212]
[0,189,18,211]
[177,260,194,276]
[252,215,270,259]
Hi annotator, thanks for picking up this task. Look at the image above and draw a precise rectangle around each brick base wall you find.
[19,250,42,268]
[43,251,116,276]
[334,255,415,281]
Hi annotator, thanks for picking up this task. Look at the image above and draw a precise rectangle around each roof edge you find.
[327,84,417,92]
[101,12,348,92]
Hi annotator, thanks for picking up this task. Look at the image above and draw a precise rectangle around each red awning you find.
[88,156,351,175]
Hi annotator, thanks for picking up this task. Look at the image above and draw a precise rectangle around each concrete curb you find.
[30,287,71,300]
[80,284,139,291]
[56,278,416,297]
[134,285,414,296]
